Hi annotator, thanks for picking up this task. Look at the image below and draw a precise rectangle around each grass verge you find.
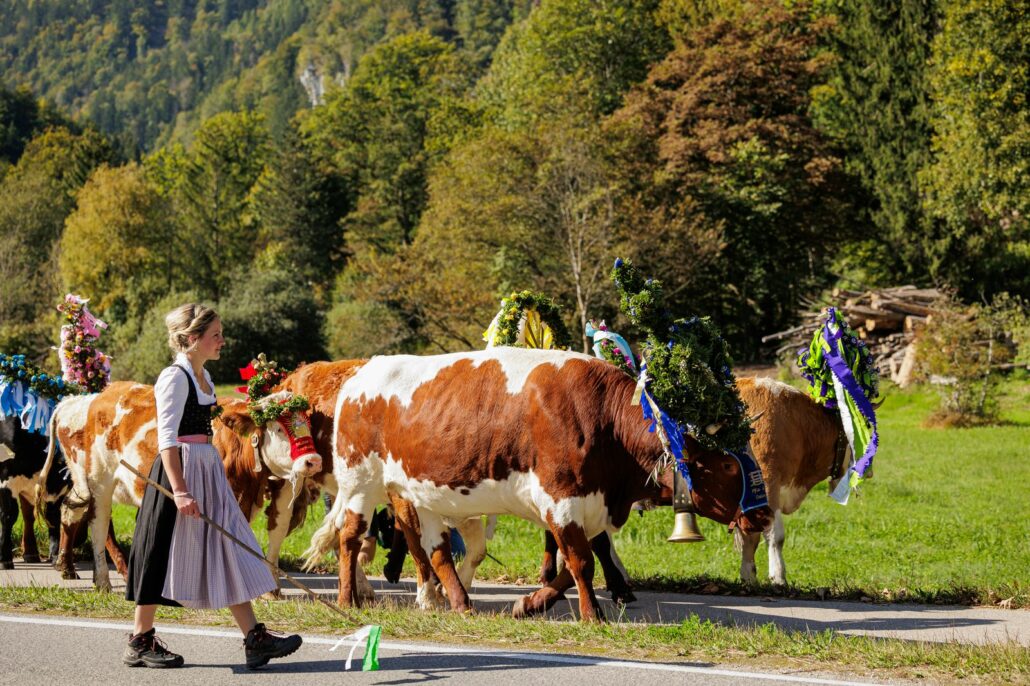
[0,585,1027,684]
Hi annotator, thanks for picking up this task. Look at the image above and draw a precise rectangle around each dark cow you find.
[0,416,70,568]
[294,349,770,621]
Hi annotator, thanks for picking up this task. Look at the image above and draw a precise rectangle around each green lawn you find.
[16,376,1030,606]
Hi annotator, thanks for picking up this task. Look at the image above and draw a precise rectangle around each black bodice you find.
[174,364,214,437]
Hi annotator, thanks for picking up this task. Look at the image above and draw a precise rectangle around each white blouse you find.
[154,352,217,451]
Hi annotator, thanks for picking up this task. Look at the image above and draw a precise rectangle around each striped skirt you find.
[126,442,277,609]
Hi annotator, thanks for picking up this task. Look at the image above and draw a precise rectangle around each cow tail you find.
[35,409,60,519]
[732,526,745,554]
[302,495,343,571]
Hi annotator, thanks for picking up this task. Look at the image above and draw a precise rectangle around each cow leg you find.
[513,566,575,618]
[357,536,377,568]
[388,494,445,610]
[56,501,89,579]
[540,530,559,585]
[18,495,40,563]
[105,520,128,579]
[382,524,409,585]
[418,510,471,613]
[0,488,16,569]
[45,501,61,562]
[336,502,372,608]
[735,527,761,585]
[263,482,295,599]
[591,532,635,604]
[89,498,113,592]
[548,521,603,622]
[455,517,485,591]
[765,509,786,586]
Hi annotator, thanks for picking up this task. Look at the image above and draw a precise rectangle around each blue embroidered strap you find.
[726,448,769,513]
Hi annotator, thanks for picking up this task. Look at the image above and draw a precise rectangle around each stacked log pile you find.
[762,286,944,387]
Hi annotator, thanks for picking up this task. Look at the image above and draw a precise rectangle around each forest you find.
[1,0,1027,385]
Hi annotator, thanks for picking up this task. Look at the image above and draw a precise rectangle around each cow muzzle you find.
[292,452,322,477]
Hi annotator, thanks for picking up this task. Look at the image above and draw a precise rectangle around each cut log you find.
[904,315,928,334]
[879,300,937,317]
[895,343,919,388]
[865,317,904,333]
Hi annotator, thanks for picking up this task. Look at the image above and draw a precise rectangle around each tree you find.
[920,0,1030,298]
[0,84,73,166]
[0,126,116,354]
[58,163,174,321]
[154,110,271,299]
[302,30,471,256]
[481,0,672,127]
[212,267,327,380]
[607,0,859,358]
[814,0,938,284]
[385,119,620,353]
[250,128,350,301]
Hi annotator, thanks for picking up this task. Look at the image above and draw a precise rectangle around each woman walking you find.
[124,303,302,669]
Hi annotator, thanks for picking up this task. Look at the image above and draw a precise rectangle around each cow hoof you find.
[23,554,41,564]
[0,561,13,570]
[611,590,637,605]
[260,589,283,601]
[61,569,79,580]
[512,595,541,619]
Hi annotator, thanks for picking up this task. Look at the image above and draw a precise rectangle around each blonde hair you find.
[165,303,219,354]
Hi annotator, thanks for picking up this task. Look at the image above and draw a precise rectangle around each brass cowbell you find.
[667,469,705,542]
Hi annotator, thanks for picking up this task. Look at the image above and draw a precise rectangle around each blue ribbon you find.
[0,379,55,435]
[0,380,26,417]
[585,323,638,374]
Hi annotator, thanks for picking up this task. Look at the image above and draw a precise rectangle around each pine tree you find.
[818,0,939,282]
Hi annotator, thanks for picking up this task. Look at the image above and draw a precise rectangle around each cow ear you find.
[217,407,255,437]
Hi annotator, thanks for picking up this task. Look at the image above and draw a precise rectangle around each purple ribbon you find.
[822,311,878,477]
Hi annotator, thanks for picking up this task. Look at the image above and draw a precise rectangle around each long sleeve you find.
[155,366,188,451]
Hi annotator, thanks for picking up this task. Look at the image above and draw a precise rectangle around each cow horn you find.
[705,423,722,436]
[749,410,766,424]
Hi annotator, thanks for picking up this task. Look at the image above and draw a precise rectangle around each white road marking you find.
[0,613,880,685]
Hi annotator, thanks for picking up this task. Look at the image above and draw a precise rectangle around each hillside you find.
[0,0,530,150]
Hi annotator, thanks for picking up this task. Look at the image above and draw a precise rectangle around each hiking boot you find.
[244,623,302,669]
[123,629,185,668]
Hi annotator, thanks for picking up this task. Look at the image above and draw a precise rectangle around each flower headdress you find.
[237,353,309,426]
[483,290,573,350]
[56,294,110,393]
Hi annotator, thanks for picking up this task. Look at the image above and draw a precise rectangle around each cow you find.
[293,348,771,621]
[732,376,855,586]
[0,415,71,568]
[38,382,323,591]
[524,375,858,592]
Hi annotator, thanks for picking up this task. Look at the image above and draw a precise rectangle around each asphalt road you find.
[0,613,894,686]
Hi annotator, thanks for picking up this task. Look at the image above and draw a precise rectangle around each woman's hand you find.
[173,491,201,518]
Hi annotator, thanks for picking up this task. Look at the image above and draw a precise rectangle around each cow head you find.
[666,438,772,535]
[217,394,322,480]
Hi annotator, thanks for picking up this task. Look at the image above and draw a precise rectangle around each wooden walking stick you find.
[119,459,350,620]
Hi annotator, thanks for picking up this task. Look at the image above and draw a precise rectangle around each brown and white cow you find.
[38,382,322,591]
[530,376,858,591]
[732,376,853,586]
[295,348,770,621]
